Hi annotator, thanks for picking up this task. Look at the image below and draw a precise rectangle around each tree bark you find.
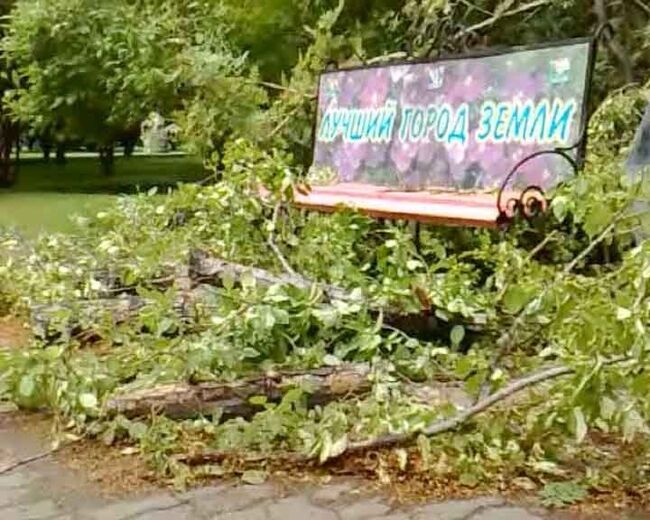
[30,294,146,339]
[106,364,372,419]
[593,0,634,85]
[189,250,351,302]
[174,355,635,466]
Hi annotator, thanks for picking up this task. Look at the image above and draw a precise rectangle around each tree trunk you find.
[123,138,137,157]
[99,145,115,175]
[55,144,66,164]
[0,119,17,187]
[14,127,20,164]
[42,142,52,162]
[106,364,372,419]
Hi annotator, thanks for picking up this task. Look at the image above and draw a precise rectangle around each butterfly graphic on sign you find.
[324,79,340,102]
[427,66,445,90]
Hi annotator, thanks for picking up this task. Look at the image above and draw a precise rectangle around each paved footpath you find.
[0,465,552,520]
[0,415,641,520]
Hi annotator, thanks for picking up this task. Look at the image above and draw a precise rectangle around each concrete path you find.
[0,413,638,520]
[0,465,549,520]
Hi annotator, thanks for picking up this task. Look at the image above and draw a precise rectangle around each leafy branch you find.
[337,353,635,457]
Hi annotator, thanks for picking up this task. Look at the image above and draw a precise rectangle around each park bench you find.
[296,35,599,228]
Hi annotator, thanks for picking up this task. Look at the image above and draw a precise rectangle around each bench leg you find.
[410,221,422,253]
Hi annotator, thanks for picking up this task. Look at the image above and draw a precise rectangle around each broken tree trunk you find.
[189,250,351,301]
[31,295,145,339]
[106,364,371,419]
[31,252,486,340]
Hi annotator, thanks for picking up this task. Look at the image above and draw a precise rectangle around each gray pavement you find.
[0,463,548,520]
[0,413,637,520]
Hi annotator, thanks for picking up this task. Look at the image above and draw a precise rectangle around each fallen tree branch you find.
[266,203,298,276]
[31,295,146,339]
[189,250,351,302]
[32,253,486,340]
[455,0,551,39]
[479,214,624,400]
[174,355,633,466]
[106,364,372,419]
[190,251,487,330]
[341,355,630,454]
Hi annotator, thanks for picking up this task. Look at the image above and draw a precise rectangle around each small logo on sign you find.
[428,66,445,90]
[549,58,571,85]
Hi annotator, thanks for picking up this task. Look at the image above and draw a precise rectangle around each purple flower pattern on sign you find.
[312,42,591,191]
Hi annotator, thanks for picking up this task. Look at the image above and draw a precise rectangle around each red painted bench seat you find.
[293,183,519,228]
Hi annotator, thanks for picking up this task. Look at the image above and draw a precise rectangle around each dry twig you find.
[0,450,54,475]
[266,203,298,276]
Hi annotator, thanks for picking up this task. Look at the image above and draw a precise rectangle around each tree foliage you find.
[2,0,264,166]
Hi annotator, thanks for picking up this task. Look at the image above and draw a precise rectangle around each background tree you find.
[0,0,17,186]
[2,0,265,173]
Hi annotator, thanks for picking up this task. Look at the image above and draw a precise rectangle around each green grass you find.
[0,154,206,235]
[0,192,115,235]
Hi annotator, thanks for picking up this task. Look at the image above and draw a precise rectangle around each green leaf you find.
[502,285,532,314]
[79,392,98,410]
[241,470,268,485]
[455,356,475,379]
[539,481,587,507]
[127,421,148,440]
[552,196,568,222]
[450,325,465,346]
[622,409,645,442]
[459,472,479,487]
[406,259,422,271]
[220,271,235,290]
[416,434,431,469]
[599,397,616,421]
[572,407,587,443]
[18,375,35,398]
[616,307,632,320]
[156,318,175,337]
[319,431,333,464]
[330,435,348,459]
[583,208,611,238]
[249,395,268,406]
[240,271,256,290]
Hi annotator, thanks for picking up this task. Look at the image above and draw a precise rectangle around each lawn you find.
[0,153,206,235]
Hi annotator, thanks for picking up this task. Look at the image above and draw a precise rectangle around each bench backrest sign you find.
[311,39,594,192]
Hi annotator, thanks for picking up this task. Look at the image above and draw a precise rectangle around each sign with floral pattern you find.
[311,40,593,191]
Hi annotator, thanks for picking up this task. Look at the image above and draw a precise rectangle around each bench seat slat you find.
[293,183,509,228]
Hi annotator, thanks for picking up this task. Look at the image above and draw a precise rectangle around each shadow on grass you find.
[0,154,208,235]
[5,154,207,195]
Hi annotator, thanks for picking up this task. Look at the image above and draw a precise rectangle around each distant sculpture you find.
[625,102,650,241]
[141,112,179,154]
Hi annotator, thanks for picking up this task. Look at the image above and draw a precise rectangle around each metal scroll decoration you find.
[495,148,578,227]
[494,25,619,225]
